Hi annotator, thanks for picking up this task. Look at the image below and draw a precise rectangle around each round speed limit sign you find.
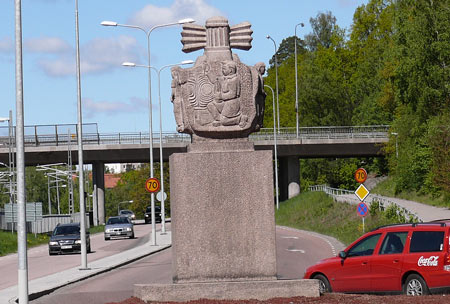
[354,168,368,184]
[145,178,160,193]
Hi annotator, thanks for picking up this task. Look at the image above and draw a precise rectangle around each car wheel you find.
[313,274,332,294]
[130,233,135,239]
[404,274,429,296]
[87,245,91,253]
[49,251,56,256]
[104,237,110,241]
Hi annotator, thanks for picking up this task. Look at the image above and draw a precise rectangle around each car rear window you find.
[410,231,444,253]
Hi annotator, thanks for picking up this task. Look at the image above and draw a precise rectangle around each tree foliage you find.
[263,0,449,201]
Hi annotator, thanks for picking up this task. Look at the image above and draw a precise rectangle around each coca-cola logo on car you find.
[417,256,439,267]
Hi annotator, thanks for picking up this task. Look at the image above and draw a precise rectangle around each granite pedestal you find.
[134,142,319,301]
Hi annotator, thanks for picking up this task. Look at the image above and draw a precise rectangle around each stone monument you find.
[135,16,319,302]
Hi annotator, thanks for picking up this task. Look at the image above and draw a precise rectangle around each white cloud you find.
[129,0,223,28]
[25,37,71,53]
[37,36,141,77]
[83,97,148,118]
[0,37,13,53]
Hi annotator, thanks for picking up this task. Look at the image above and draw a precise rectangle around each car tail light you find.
[444,252,450,271]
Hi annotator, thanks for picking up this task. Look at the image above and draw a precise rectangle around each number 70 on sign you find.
[145,178,160,193]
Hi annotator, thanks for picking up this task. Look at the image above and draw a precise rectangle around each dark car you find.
[48,223,91,255]
[144,205,162,224]
[104,216,134,240]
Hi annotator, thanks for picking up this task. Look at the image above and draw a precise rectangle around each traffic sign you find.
[156,191,167,202]
[354,168,368,184]
[355,184,370,201]
[145,178,160,193]
[357,202,369,217]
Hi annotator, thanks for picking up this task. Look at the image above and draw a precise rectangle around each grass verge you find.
[0,230,49,256]
[0,224,105,256]
[371,177,449,208]
[275,191,414,246]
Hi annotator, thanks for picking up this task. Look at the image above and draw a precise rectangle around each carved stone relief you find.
[170,16,266,141]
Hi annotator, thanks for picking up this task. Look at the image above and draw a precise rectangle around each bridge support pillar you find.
[93,161,105,225]
[279,156,300,201]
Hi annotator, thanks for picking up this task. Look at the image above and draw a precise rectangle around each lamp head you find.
[266,35,270,39]
[300,23,304,27]
[122,62,136,67]
[178,18,195,24]
[181,60,194,65]
[101,21,118,27]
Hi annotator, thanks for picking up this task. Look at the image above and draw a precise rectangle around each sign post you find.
[354,168,370,233]
[145,178,160,246]
[357,202,369,233]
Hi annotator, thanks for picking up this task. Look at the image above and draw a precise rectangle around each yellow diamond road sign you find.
[355,184,370,201]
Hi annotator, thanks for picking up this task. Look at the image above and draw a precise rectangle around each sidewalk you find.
[0,231,171,304]
[334,194,450,222]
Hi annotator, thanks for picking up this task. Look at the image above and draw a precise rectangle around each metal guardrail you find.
[309,184,420,222]
[0,125,390,147]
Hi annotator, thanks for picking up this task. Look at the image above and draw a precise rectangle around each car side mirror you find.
[339,251,347,259]
[47,232,52,237]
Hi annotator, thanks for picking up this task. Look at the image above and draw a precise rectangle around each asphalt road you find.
[0,222,152,291]
[29,226,343,304]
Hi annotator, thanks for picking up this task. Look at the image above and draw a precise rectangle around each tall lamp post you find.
[294,22,304,139]
[122,60,194,235]
[264,85,279,210]
[101,18,194,245]
[14,0,29,301]
[74,0,88,270]
[391,132,398,158]
[266,35,280,133]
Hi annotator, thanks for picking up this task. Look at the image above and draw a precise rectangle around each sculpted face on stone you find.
[170,16,266,141]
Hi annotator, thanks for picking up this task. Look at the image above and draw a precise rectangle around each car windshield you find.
[53,225,79,235]
[146,206,161,212]
[120,210,132,215]
[107,217,130,225]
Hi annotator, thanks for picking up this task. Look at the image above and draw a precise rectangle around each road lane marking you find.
[281,236,299,239]
[287,249,305,253]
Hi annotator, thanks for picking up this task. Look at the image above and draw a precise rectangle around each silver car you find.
[104,216,134,240]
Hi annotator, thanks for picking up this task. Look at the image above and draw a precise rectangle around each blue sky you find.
[0,0,367,134]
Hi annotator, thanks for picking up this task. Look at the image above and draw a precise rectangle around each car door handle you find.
[362,261,368,265]
[393,259,400,263]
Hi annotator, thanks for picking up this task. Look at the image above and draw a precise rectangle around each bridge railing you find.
[309,184,420,222]
[0,124,389,147]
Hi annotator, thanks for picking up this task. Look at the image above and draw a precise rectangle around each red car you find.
[304,220,450,295]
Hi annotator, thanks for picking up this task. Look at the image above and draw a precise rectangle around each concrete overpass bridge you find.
[0,124,389,224]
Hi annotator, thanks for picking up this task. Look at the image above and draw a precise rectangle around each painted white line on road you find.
[286,249,305,253]
[281,236,299,239]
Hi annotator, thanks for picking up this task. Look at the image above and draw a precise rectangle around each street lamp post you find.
[294,22,304,139]
[74,0,88,270]
[0,111,13,213]
[391,132,398,158]
[266,35,280,133]
[101,17,194,245]
[117,200,133,215]
[14,0,29,301]
[122,60,194,235]
[264,85,279,210]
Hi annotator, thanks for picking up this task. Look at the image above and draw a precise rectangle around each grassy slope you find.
[275,191,407,246]
[371,177,449,208]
